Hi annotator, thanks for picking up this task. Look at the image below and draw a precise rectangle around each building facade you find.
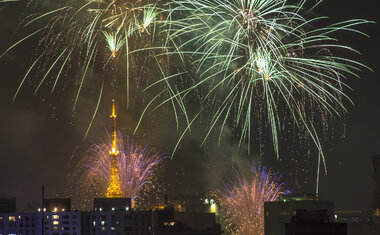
[286,209,347,235]
[264,194,334,235]
[1,196,222,235]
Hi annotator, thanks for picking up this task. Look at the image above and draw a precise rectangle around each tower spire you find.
[110,99,118,156]
[106,99,123,198]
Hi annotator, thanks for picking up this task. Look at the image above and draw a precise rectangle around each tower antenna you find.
[106,99,123,198]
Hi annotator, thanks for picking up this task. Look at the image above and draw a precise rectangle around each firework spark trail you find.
[72,131,167,209]
[214,166,289,235]
[3,0,171,111]
[151,0,373,166]
[0,0,195,145]
[2,0,373,168]
[0,1,19,19]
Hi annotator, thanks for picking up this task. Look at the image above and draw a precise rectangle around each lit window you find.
[53,226,59,231]
[99,208,103,212]
[375,209,380,217]
[101,221,105,226]
[54,208,58,212]
[9,216,16,222]
[92,221,96,227]
[101,227,105,231]
[52,215,59,220]
[210,203,216,212]
[111,226,116,230]
[53,221,59,225]
[112,208,115,211]
[125,207,129,211]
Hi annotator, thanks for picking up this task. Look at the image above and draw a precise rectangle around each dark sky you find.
[0,0,379,212]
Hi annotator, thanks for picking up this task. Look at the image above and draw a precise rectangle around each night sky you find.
[0,0,379,212]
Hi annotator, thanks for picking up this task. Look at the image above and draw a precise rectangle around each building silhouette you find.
[152,206,221,235]
[264,193,335,235]
[361,155,380,234]
[0,196,16,213]
[335,210,371,235]
[372,155,380,214]
[285,209,347,235]
[0,196,222,235]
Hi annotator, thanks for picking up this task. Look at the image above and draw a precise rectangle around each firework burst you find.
[151,0,372,165]
[1,0,373,168]
[71,131,167,209]
[214,166,289,235]
[1,0,170,113]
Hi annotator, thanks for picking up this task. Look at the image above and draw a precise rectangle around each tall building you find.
[335,210,371,235]
[43,211,81,235]
[0,212,42,235]
[285,209,347,235]
[152,206,222,235]
[362,155,380,234]
[0,196,16,213]
[164,194,219,215]
[81,197,152,235]
[86,209,152,235]
[93,198,131,212]
[0,198,81,235]
[372,155,380,214]
[0,197,151,235]
[42,198,81,235]
[43,198,71,212]
[264,193,334,235]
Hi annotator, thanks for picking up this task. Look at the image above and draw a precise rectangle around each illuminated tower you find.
[105,100,123,198]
